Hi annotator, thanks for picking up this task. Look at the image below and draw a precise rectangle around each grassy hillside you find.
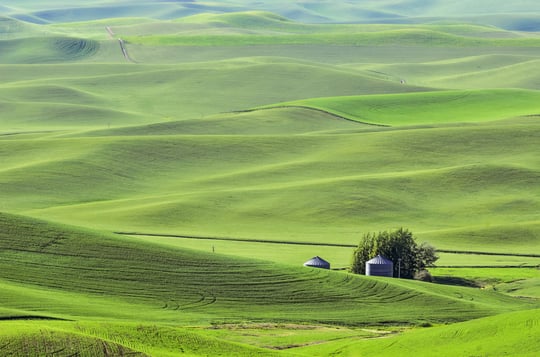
[2,1,539,28]
[3,212,531,326]
[1,4,539,355]
[0,36,99,63]
[295,308,540,356]
[0,211,537,355]
[0,321,280,356]
[1,113,538,256]
[270,89,540,126]
[0,58,429,130]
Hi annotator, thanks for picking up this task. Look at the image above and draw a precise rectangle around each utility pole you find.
[398,258,401,279]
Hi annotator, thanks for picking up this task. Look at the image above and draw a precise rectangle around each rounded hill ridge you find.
[0,1,539,355]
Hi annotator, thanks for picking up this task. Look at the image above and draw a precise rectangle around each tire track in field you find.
[114,232,540,258]
[117,38,135,62]
[105,26,135,62]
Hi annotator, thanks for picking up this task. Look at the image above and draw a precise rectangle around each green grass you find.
[294,308,540,356]
[0,211,538,355]
[3,1,539,29]
[0,57,427,130]
[129,235,540,271]
[432,268,540,297]
[0,321,280,356]
[1,4,540,355]
[1,112,539,255]
[125,28,540,47]
[0,36,99,63]
[354,54,540,89]
[1,212,535,326]
[269,89,540,126]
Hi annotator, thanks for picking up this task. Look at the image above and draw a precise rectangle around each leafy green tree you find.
[351,228,438,279]
[350,232,375,275]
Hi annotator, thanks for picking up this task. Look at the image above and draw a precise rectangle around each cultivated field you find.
[1,1,539,355]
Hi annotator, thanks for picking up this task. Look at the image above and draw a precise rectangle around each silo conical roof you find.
[367,255,393,265]
[303,256,330,269]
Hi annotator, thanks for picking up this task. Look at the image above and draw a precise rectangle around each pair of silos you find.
[303,255,394,277]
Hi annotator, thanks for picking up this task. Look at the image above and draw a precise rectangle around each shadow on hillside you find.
[433,276,482,288]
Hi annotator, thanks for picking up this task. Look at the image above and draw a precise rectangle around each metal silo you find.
[365,255,393,277]
[303,256,330,269]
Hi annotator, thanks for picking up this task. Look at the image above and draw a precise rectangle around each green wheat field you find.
[1,1,540,355]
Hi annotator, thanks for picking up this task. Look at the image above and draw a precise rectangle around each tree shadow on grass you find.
[433,276,482,288]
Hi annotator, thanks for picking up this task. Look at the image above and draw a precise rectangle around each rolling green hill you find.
[0,36,99,63]
[1,3,539,355]
[0,211,537,355]
[269,89,540,126]
[1,106,538,256]
[3,212,530,326]
[2,1,539,29]
[295,308,540,356]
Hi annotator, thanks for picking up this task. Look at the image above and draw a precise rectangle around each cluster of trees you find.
[351,228,438,279]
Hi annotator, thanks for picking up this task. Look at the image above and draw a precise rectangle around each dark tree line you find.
[351,228,438,279]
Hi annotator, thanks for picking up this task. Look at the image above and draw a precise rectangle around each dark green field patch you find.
[0,37,99,63]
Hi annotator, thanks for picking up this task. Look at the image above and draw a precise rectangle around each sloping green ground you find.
[0,321,279,357]
[4,212,531,325]
[295,308,540,356]
[0,212,537,355]
[2,1,539,29]
[3,110,538,254]
[0,6,539,356]
[270,89,540,126]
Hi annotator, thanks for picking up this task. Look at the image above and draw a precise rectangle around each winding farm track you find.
[105,26,134,62]
[105,26,114,39]
[115,232,540,258]
[117,38,134,62]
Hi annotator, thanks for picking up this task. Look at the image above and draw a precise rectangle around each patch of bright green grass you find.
[436,254,540,268]
[432,267,540,298]
[0,322,143,356]
[293,308,540,357]
[0,57,425,130]
[130,235,540,272]
[125,29,540,47]
[428,59,540,90]
[0,321,280,357]
[358,54,540,89]
[270,89,540,126]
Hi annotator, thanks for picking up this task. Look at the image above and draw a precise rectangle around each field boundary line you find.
[115,231,355,247]
[436,265,539,268]
[115,232,540,257]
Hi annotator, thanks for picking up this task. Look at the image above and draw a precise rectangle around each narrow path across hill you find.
[105,26,134,62]
[117,38,134,62]
[115,232,540,258]
[231,106,390,127]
